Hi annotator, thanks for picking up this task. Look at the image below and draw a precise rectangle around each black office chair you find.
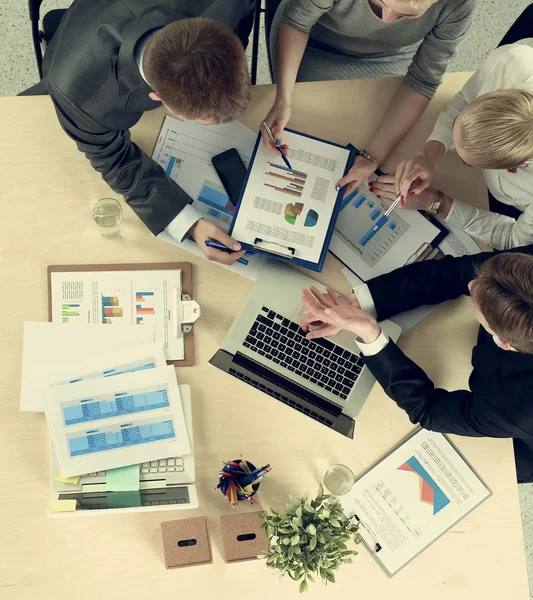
[29,0,67,79]
[497,3,533,46]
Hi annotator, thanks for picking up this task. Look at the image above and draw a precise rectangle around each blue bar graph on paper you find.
[67,419,176,456]
[388,222,396,230]
[198,180,234,216]
[354,194,366,208]
[360,227,379,247]
[61,388,170,426]
[137,292,154,296]
[370,209,381,221]
[165,156,176,176]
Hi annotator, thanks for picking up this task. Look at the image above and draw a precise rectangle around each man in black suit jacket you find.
[300,246,533,483]
[35,0,256,265]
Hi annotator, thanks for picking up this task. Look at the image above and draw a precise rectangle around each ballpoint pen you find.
[359,180,416,247]
[261,121,293,170]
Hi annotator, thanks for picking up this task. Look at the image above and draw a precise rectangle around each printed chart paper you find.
[330,176,440,281]
[45,366,190,477]
[20,322,155,412]
[152,116,267,280]
[50,269,184,361]
[342,429,490,576]
[231,131,351,265]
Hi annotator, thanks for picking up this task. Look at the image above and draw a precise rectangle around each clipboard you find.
[229,128,356,272]
[329,144,449,282]
[343,428,492,577]
[47,262,197,366]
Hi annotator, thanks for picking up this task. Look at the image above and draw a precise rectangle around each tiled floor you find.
[1,1,532,596]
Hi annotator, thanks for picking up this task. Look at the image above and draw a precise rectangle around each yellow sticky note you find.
[54,468,80,486]
[51,499,79,513]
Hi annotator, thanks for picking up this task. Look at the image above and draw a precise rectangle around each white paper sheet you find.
[45,365,190,477]
[49,269,184,360]
[152,116,267,280]
[341,216,482,334]
[231,130,351,265]
[331,177,441,281]
[20,323,155,412]
[342,429,490,576]
[36,342,167,393]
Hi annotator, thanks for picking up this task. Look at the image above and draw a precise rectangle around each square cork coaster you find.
[220,511,268,563]
[161,517,212,569]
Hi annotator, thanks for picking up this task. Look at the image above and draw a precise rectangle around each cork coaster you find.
[161,517,212,569]
[220,511,268,563]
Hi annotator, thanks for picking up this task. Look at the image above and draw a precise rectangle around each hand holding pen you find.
[261,121,293,170]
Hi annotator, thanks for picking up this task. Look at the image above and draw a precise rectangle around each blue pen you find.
[205,240,235,253]
[261,121,293,170]
[359,180,416,247]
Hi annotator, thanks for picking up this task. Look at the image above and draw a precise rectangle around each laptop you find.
[48,385,198,515]
[210,261,401,438]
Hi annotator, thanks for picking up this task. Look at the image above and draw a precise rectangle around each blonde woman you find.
[372,45,533,249]
[262,0,476,195]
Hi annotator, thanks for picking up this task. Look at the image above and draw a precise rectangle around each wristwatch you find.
[427,190,444,214]
[359,149,379,167]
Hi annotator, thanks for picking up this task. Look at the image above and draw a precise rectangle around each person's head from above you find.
[369,0,437,23]
[143,18,251,125]
[468,253,533,354]
[450,89,533,170]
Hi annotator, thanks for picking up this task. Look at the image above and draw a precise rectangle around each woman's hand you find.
[301,287,381,343]
[370,175,437,212]
[262,100,291,153]
[394,142,445,198]
[335,155,378,199]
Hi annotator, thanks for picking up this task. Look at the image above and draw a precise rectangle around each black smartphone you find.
[212,148,247,207]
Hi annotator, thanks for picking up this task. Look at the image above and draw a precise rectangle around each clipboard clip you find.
[353,514,382,554]
[173,289,201,337]
[253,238,295,259]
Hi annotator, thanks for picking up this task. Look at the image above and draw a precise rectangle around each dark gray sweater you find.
[278,0,476,97]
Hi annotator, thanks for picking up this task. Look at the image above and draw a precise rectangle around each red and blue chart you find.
[397,456,450,515]
[264,162,308,197]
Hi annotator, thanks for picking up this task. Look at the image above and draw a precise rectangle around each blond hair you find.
[404,0,437,7]
[459,89,533,169]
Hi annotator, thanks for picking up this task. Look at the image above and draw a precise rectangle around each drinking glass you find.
[323,464,356,496]
[93,198,123,238]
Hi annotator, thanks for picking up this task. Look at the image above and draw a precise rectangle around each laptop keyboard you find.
[243,306,365,401]
[86,457,185,477]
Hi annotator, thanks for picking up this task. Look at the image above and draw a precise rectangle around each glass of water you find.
[324,464,356,496]
[93,198,123,238]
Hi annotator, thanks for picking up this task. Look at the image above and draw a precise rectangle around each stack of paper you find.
[20,323,191,478]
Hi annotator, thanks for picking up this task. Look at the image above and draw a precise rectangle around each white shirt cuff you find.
[161,205,203,242]
[355,330,390,356]
[352,284,377,318]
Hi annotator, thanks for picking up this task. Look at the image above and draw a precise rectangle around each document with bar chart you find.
[50,269,185,360]
[230,129,353,270]
[45,365,190,477]
[330,177,441,281]
[152,116,267,280]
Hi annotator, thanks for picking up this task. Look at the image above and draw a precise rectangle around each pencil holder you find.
[217,459,262,507]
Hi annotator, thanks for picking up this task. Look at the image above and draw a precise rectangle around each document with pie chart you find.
[341,429,491,577]
[229,129,353,270]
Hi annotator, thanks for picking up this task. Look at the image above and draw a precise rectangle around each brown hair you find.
[143,18,250,124]
[459,89,533,169]
[471,253,533,354]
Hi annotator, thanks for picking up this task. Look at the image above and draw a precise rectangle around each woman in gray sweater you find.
[263,0,476,196]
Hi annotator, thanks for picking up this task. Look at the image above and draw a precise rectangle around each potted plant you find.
[261,485,360,593]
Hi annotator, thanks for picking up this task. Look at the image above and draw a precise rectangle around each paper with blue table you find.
[152,116,268,280]
[45,364,191,477]
[229,129,355,272]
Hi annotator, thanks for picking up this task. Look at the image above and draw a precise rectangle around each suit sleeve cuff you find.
[355,331,390,356]
[352,284,377,318]
[161,205,203,242]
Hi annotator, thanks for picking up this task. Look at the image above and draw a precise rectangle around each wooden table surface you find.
[0,74,529,600]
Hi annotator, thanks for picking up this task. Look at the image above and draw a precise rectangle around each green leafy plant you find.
[261,485,360,593]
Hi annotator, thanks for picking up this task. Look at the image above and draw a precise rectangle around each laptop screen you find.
[58,486,190,510]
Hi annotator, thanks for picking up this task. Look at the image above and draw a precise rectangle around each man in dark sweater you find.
[32,0,256,265]
[300,246,533,483]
